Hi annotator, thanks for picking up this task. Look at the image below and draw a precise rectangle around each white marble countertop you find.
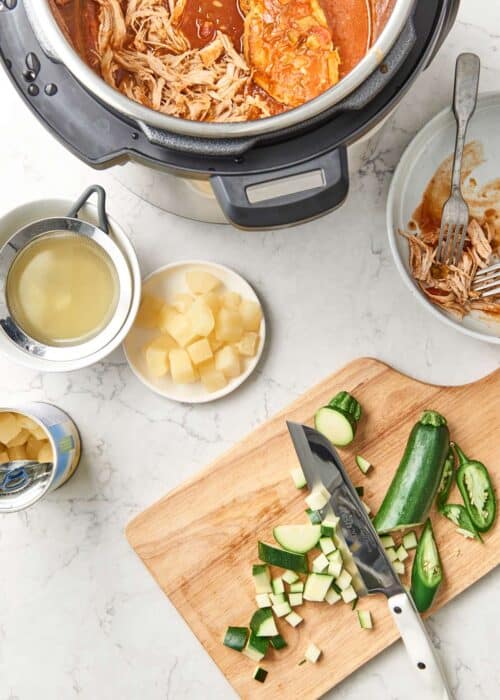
[1,2,499,698]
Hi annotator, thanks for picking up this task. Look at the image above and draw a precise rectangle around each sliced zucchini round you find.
[314,407,355,447]
[273,524,321,554]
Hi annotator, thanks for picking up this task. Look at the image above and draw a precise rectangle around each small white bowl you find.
[123,260,266,403]
[0,198,142,370]
[387,92,500,345]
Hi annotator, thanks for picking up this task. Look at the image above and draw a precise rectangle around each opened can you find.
[0,402,81,513]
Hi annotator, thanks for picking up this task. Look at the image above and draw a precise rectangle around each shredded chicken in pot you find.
[93,0,274,121]
[53,0,350,121]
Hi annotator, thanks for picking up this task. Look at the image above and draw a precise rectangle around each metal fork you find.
[436,53,481,265]
[472,262,500,298]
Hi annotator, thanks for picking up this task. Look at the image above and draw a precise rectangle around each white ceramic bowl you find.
[0,198,142,370]
[387,92,500,344]
[123,260,266,403]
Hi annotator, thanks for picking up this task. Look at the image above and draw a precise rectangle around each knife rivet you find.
[417,662,426,670]
[393,606,402,614]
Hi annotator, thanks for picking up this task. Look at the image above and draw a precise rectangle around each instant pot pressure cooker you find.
[0,0,459,229]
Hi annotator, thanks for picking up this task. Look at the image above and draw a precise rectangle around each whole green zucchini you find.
[373,410,450,534]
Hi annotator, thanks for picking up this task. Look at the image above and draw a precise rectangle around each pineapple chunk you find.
[26,435,46,460]
[186,269,221,294]
[16,414,46,439]
[199,361,228,392]
[215,345,241,378]
[208,332,224,352]
[7,428,29,447]
[172,293,193,314]
[0,448,8,463]
[145,335,176,377]
[187,298,215,337]
[235,332,260,357]
[201,292,221,314]
[169,349,196,384]
[215,308,243,342]
[38,441,53,463]
[136,294,164,329]
[162,309,198,347]
[187,338,213,365]
[8,445,27,461]
[222,292,241,310]
[239,300,262,331]
[0,413,21,445]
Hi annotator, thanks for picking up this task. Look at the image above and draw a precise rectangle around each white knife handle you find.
[388,592,453,700]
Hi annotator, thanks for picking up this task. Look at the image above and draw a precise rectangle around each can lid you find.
[0,460,54,513]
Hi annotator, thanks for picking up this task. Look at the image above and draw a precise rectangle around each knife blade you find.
[287,421,402,598]
[287,421,453,700]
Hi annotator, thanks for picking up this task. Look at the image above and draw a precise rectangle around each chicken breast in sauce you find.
[243,0,341,107]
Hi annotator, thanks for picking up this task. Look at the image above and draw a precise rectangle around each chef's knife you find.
[287,422,453,700]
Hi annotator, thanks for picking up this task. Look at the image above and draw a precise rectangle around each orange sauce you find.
[320,0,371,77]
[179,0,245,51]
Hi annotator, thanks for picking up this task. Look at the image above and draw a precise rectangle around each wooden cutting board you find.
[126,359,499,699]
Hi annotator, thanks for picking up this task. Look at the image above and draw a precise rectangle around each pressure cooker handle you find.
[210,147,349,229]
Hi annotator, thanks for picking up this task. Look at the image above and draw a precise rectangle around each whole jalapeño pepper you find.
[454,444,496,533]
[410,519,442,613]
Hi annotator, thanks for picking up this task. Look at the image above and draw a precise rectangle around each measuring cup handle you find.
[67,185,110,234]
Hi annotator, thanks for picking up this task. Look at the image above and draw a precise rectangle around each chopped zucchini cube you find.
[324,588,342,605]
[396,545,409,562]
[319,537,336,555]
[270,634,287,650]
[223,626,248,652]
[272,601,292,618]
[252,564,272,594]
[340,586,357,604]
[305,484,330,511]
[243,633,269,662]
[312,553,329,573]
[288,593,303,607]
[304,573,334,602]
[335,569,352,591]
[289,581,304,593]
[250,608,278,637]
[282,570,300,585]
[380,535,395,549]
[253,666,268,683]
[393,560,405,575]
[327,550,343,578]
[403,531,418,550]
[270,593,286,606]
[290,465,307,490]
[255,593,271,608]
[305,642,322,663]
[271,577,285,595]
[386,547,398,562]
[357,610,373,630]
[284,611,303,627]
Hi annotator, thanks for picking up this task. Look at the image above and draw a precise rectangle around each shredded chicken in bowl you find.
[400,142,500,320]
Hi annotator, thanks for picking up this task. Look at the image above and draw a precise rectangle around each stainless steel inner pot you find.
[0,186,133,362]
[25,0,416,140]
